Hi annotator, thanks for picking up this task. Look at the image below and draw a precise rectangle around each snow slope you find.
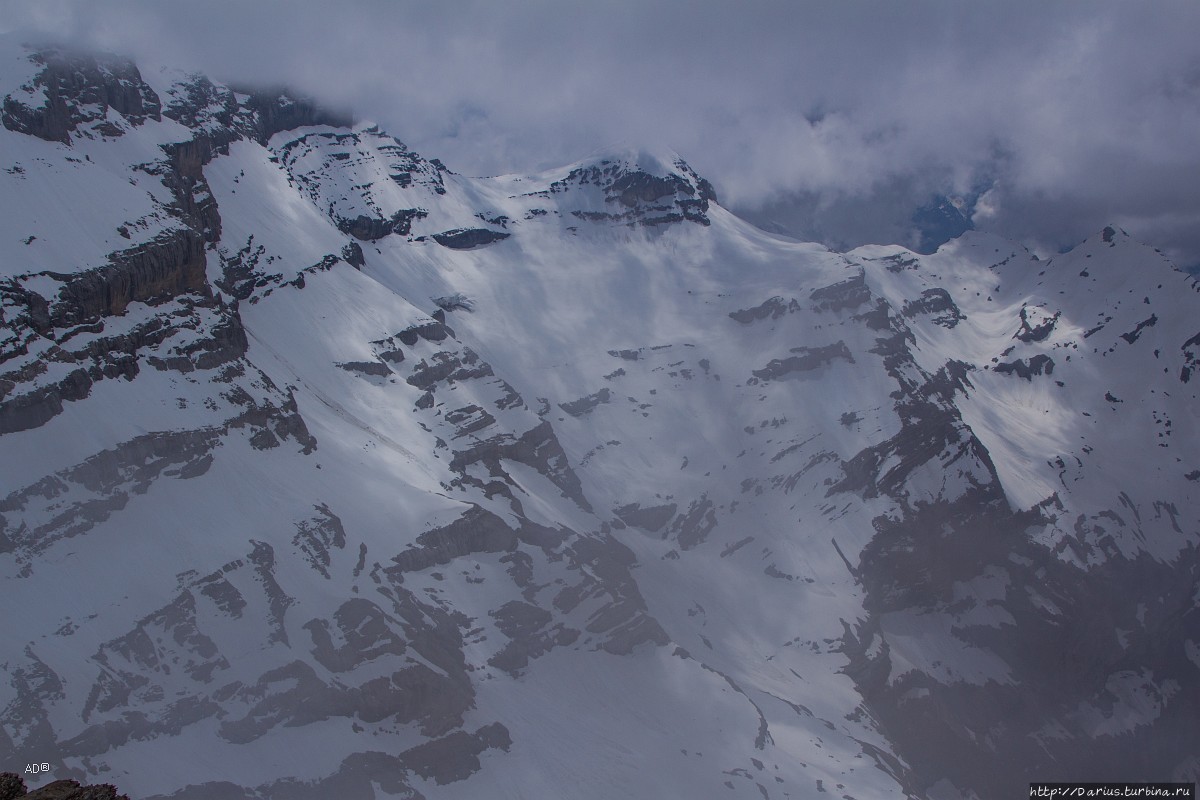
[1,42,1197,800]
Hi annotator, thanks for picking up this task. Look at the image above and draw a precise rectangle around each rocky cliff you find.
[1,42,1197,800]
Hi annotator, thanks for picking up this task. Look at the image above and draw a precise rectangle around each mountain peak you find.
[1067,223,1162,260]
[519,146,718,227]
[0,41,162,144]
[567,145,717,201]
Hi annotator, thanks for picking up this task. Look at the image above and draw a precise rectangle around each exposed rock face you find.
[751,342,854,380]
[1015,304,1059,342]
[239,89,353,144]
[728,296,799,323]
[994,353,1054,379]
[0,45,318,441]
[3,41,1199,800]
[160,74,240,131]
[398,723,511,785]
[337,210,429,241]
[902,287,965,328]
[531,154,717,226]
[160,138,225,243]
[390,506,517,574]
[270,127,443,242]
[809,271,872,312]
[827,301,994,505]
[431,228,509,250]
[839,436,1200,795]
[0,366,93,436]
[832,234,1200,797]
[0,290,253,435]
[340,242,365,268]
[50,231,209,325]
[1,49,160,143]
[1,403,312,556]
[613,502,677,532]
[1120,313,1158,344]
[558,387,611,416]
[1181,330,1200,383]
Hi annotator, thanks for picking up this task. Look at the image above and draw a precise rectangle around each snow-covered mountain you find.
[1,42,1197,799]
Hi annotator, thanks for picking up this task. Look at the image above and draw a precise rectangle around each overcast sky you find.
[5,0,1200,265]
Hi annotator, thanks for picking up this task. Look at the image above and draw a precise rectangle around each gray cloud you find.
[5,0,1200,264]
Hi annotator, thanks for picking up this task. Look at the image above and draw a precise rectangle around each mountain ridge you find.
[1,42,1197,800]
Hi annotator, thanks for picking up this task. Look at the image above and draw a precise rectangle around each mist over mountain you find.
[0,33,1198,800]
[4,1,1200,267]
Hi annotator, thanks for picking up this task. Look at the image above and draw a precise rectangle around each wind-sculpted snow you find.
[1,41,1198,800]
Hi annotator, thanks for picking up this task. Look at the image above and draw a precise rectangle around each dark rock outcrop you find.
[336,215,386,241]
[335,208,427,242]
[2,48,161,144]
[728,296,799,324]
[48,230,208,326]
[752,342,854,380]
[398,723,512,785]
[406,348,493,392]
[487,601,579,675]
[994,354,1054,379]
[1015,305,1059,342]
[340,242,365,268]
[613,502,677,532]
[336,360,390,378]
[533,156,716,226]
[396,320,451,346]
[449,419,591,512]
[160,138,225,243]
[239,89,353,145]
[558,388,611,417]
[0,291,249,434]
[610,171,689,206]
[810,272,871,312]
[1120,314,1158,344]
[0,367,93,435]
[844,492,1200,798]
[902,288,965,328]
[160,74,240,131]
[389,506,518,575]
[0,774,23,800]
[0,773,129,800]
[431,228,509,250]
[1181,330,1200,383]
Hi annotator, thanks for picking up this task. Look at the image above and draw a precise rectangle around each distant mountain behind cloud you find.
[733,187,979,255]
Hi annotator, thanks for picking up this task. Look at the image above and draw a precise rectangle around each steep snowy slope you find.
[1,43,1197,800]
